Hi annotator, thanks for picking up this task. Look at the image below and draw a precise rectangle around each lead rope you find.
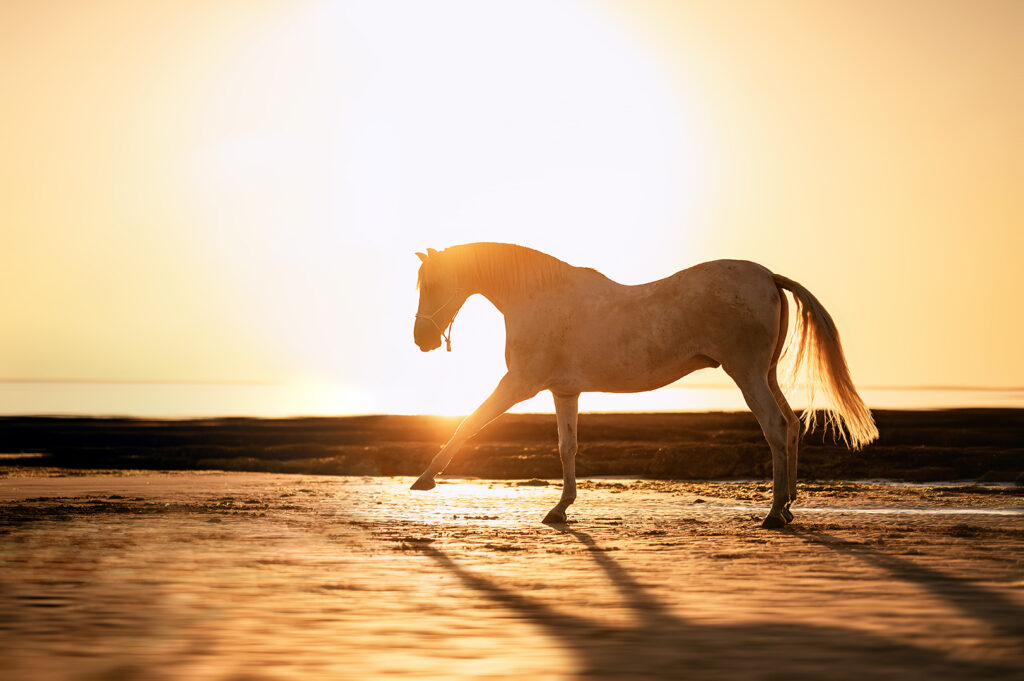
[443,318,453,352]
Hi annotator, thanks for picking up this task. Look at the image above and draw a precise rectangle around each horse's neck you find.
[463,278,517,314]
[464,264,606,315]
[459,273,542,314]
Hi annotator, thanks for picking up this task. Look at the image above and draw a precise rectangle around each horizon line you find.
[0,378,279,387]
[1,379,1022,392]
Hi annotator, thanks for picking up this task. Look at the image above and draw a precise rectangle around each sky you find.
[1,0,1021,416]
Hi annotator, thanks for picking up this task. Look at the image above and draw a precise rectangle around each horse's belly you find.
[555,352,720,394]
[511,259,779,393]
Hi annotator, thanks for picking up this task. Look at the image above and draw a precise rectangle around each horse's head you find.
[414,248,468,352]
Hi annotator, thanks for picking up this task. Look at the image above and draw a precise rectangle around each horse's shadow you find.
[420,528,1023,680]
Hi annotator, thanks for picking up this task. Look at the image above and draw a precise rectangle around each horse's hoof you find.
[542,509,567,525]
[782,508,794,523]
[410,477,436,491]
[761,514,787,530]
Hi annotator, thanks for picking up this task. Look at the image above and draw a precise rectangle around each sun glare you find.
[9,2,1014,416]
[184,0,709,415]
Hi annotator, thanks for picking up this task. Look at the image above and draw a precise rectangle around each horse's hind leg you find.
[543,392,579,524]
[766,290,798,521]
[730,371,790,529]
[768,369,800,521]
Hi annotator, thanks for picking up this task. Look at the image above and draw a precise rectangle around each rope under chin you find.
[415,314,455,352]
[415,288,466,352]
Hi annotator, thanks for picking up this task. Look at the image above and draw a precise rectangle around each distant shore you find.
[1,409,1021,483]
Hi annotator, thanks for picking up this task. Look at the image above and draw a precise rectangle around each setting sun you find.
[1,0,1021,416]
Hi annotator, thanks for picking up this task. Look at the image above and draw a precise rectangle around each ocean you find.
[1,381,1021,419]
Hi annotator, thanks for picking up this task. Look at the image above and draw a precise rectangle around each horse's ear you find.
[416,252,428,263]
[426,248,438,257]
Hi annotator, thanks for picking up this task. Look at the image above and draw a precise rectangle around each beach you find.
[0,409,1021,679]
[0,471,1021,680]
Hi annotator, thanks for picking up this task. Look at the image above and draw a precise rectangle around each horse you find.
[410,242,877,528]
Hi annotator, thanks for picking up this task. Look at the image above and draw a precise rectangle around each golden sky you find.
[1,0,1021,414]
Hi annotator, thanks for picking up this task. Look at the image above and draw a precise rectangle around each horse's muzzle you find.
[414,318,444,352]
[417,339,442,352]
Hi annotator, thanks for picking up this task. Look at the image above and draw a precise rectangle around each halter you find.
[415,288,466,352]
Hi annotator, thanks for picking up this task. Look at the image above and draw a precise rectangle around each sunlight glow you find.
[3,0,1020,416]
[185,0,709,415]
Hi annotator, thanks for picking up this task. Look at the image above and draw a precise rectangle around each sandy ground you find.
[1,471,1022,681]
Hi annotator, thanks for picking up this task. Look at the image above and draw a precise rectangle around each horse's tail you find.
[773,274,878,450]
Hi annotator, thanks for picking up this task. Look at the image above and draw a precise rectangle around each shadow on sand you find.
[421,528,1022,680]
[793,529,1024,643]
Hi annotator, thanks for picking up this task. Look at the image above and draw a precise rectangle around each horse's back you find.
[507,259,783,393]
[645,258,782,359]
[667,259,776,298]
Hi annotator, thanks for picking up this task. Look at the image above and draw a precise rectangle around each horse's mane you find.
[421,243,573,298]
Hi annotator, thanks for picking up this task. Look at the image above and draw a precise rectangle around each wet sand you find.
[1,472,1022,680]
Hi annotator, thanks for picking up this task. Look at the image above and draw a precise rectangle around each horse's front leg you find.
[411,373,538,490]
[543,392,579,524]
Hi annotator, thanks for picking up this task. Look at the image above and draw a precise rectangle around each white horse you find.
[411,243,877,528]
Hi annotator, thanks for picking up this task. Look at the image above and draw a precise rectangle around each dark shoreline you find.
[1,409,1021,483]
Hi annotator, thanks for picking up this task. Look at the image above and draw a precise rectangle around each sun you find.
[182,1,708,415]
